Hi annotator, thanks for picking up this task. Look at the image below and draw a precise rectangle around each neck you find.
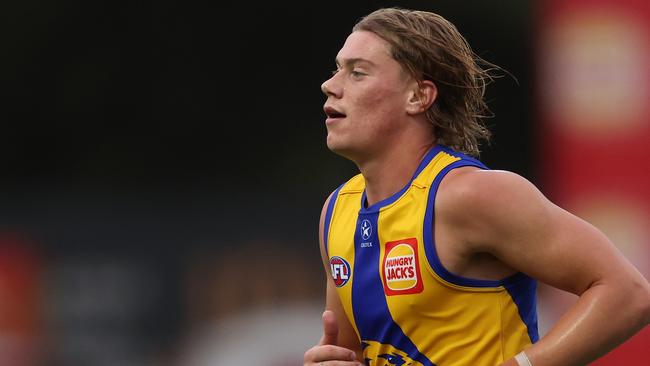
[358,141,435,207]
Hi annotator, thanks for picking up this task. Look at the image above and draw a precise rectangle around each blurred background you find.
[0,0,648,365]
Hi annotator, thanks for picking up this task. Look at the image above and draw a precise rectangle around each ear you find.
[405,80,437,116]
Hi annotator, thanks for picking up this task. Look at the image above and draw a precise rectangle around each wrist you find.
[514,351,532,366]
[500,351,532,366]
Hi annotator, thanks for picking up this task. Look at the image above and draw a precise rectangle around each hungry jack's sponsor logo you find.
[382,238,423,295]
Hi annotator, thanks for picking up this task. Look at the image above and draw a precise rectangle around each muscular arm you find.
[440,169,650,366]
[303,192,363,365]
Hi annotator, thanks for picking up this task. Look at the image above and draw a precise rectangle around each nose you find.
[321,74,341,98]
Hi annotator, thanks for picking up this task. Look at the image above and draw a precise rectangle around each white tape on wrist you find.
[514,351,532,366]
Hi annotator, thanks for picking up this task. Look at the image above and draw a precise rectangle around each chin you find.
[326,140,345,155]
[326,138,362,162]
[326,134,347,152]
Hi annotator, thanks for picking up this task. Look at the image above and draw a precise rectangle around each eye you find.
[350,70,366,78]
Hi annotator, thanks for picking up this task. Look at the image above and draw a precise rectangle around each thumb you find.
[318,310,339,345]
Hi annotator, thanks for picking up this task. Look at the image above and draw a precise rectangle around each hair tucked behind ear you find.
[354,7,503,156]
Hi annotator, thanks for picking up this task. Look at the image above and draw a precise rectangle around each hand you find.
[304,310,363,365]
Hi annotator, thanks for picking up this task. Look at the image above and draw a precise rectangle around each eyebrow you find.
[335,57,377,68]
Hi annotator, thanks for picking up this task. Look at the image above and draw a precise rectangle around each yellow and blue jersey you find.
[324,145,538,366]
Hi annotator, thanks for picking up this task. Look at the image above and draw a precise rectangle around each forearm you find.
[515,282,650,366]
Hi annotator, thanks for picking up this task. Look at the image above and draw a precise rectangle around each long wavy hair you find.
[353,8,500,156]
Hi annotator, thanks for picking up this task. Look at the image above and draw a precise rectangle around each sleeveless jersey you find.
[324,145,538,366]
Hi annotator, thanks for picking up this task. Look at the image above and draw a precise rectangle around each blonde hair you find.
[353,7,499,156]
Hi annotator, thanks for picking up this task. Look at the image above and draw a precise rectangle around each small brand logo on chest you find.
[360,219,372,240]
[382,238,424,295]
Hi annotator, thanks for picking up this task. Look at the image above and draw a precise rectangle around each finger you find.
[319,310,339,346]
[304,345,358,363]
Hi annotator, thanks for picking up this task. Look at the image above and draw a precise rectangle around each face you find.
[321,31,416,162]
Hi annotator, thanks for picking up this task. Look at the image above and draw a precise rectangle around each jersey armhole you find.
[421,160,540,342]
[323,184,344,258]
[422,160,527,288]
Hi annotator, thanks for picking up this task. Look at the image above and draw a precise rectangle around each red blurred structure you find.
[537,0,650,363]
[0,233,42,366]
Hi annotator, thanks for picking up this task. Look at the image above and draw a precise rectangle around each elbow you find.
[632,277,650,326]
[611,274,650,327]
[642,283,650,326]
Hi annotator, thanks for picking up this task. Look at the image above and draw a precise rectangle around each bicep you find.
[494,200,625,295]
[325,277,363,353]
[464,171,636,295]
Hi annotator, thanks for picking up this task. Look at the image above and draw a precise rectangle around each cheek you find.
[358,83,396,105]
[352,86,406,127]
[351,85,403,118]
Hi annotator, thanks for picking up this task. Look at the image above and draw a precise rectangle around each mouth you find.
[324,106,347,123]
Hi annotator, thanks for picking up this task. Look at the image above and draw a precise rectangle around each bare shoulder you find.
[438,167,547,216]
[318,190,338,266]
[319,191,336,232]
[436,167,554,249]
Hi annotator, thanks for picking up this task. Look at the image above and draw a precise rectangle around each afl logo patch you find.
[329,256,351,287]
[382,238,423,296]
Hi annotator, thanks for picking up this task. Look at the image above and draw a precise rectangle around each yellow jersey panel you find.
[324,145,538,366]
